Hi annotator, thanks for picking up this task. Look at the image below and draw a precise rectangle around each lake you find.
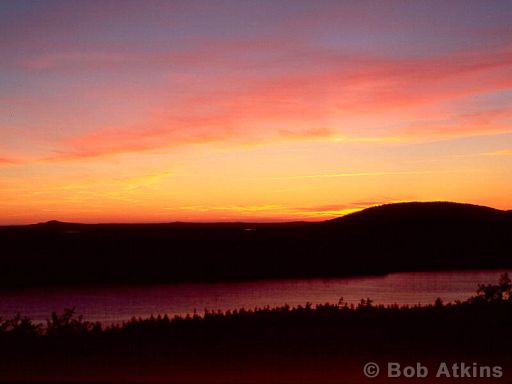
[0,269,508,324]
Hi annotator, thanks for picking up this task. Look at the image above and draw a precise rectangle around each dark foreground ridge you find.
[1,201,511,287]
[0,275,511,383]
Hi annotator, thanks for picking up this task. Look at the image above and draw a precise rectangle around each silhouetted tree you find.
[1,314,40,336]
[476,273,511,302]
[46,308,100,336]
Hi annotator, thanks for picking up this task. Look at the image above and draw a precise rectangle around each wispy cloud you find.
[0,156,23,166]
[178,204,284,213]
[21,43,511,162]
[484,149,512,156]
[261,170,437,181]
[1,1,512,223]
[175,200,403,221]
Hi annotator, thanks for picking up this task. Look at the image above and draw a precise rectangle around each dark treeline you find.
[1,202,511,287]
[1,275,511,382]
[1,274,511,346]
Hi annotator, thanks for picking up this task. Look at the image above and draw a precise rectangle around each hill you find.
[329,201,502,224]
[0,202,511,287]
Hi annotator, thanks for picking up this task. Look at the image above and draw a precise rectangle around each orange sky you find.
[1,1,511,224]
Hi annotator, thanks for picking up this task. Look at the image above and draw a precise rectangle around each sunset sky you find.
[1,0,511,224]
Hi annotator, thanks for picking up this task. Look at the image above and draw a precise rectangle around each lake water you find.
[0,269,508,324]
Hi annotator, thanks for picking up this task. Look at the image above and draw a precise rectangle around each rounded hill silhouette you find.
[0,201,510,287]
[328,201,503,226]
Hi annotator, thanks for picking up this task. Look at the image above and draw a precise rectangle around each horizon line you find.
[1,201,508,227]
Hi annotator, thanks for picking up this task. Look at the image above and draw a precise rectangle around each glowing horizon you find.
[1,1,511,224]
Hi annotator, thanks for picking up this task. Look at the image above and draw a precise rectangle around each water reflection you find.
[0,269,508,324]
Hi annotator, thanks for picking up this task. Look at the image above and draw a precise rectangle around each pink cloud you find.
[26,44,512,162]
[0,156,21,166]
[395,107,512,139]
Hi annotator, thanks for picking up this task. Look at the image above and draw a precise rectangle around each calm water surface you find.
[0,269,508,324]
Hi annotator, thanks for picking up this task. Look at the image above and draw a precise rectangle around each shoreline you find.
[0,268,510,325]
[1,284,511,383]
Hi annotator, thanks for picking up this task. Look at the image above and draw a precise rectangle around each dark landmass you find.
[1,201,511,288]
[0,275,511,383]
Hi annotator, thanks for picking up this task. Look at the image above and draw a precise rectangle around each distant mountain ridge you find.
[28,201,512,228]
[31,201,509,227]
[0,202,511,288]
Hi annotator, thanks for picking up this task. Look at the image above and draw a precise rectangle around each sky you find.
[1,0,512,224]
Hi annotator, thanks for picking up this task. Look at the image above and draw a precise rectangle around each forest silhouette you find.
[0,274,511,382]
[0,201,511,288]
